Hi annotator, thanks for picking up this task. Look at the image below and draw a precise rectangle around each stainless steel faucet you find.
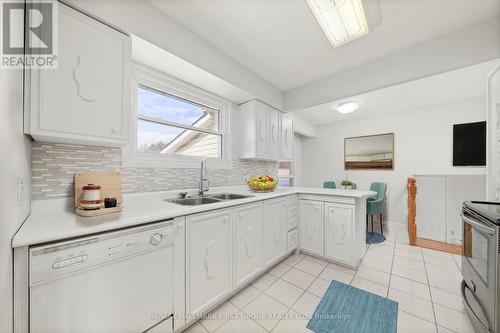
[199,158,209,195]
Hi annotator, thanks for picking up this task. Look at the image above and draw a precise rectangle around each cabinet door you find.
[280,115,293,160]
[26,3,130,145]
[187,210,232,315]
[268,108,280,158]
[234,203,264,288]
[324,203,354,264]
[255,103,269,157]
[263,199,287,267]
[299,200,324,256]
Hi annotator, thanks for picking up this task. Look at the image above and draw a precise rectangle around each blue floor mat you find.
[307,280,398,333]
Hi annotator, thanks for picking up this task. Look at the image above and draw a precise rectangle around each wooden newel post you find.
[407,178,417,246]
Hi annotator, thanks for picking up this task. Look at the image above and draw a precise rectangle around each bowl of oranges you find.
[247,175,278,193]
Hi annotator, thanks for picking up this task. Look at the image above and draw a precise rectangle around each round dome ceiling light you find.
[335,101,359,114]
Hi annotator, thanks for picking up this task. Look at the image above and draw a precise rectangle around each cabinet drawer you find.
[287,229,298,252]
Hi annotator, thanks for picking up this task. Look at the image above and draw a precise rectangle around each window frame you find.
[123,63,232,169]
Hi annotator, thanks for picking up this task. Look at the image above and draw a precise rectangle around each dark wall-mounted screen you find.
[453,121,486,166]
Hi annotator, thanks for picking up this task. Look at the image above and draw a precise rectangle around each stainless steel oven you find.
[461,201,500,333]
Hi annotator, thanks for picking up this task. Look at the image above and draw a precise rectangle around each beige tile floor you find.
[185,230,474,333]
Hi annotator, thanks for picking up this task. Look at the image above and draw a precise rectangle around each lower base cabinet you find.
[263,198,288,267]
[185,196,292,318]
[186,209,232,315]
[234,203,264,288]
[299,200,324,256]
[298,198,357,266]
[324,203,354,265]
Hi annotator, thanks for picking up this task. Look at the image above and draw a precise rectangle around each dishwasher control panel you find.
[29,220,175,286]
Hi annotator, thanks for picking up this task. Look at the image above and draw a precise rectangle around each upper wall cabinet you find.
[24,3,131,146]
[238,100,293,161]
[280,114,293,160]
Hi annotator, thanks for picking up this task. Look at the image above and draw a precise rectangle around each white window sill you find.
[122,150,232,169]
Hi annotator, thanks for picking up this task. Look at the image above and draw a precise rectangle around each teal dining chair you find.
[323,181,336,189]
[367,182,387,234]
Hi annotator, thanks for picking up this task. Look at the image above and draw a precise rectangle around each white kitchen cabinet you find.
[24,2,131,146]
[238,100,293,161]
[255,104,269,157]
[233,203,264,288]
[186,209,232,315]
[324,203,354,265]
[299,200,324,257]
[268,108,280,157]
[280,114,294,160]
[263,198,288,267]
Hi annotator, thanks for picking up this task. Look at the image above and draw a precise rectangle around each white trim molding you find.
[123,63,232,169]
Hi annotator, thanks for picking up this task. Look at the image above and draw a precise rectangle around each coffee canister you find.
[80,184,101,210]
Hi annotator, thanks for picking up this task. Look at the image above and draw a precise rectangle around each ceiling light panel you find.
[336,101,360,113]
[305,0,376,48]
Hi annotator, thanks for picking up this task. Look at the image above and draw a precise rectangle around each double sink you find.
[166,193,254,206]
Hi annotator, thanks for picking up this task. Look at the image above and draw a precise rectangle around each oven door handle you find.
[461,214,495,236]
[461,280,491,332]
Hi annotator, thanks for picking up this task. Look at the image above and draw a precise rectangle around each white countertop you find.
[12,185,375,248]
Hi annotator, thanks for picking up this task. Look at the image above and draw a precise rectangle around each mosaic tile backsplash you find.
[32,142,279,200]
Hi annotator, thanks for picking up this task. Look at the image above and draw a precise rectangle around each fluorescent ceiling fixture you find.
[305,0,379,48]
[336,101,359,113]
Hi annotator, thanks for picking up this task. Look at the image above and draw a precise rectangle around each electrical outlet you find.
[17,176,25,205]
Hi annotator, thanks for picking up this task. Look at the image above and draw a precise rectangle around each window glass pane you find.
[279,178,291,187]
[278,161,292,178]
[137,120,221,158]
[138,85,219,131]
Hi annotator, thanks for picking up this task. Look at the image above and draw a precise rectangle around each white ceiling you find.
[151,0,500,91]
[290,59,499,125]
[131,35,254,103]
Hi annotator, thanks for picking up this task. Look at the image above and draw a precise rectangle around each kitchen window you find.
[278,161,294,186]
[123,64,231,168]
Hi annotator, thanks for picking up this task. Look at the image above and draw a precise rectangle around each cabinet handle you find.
[223,216,229,224]
[306,219,316,238]
[284,129,289,147]
[238,213,243,219]
[111,126,119,133]
[245,226,255,258]
[315,206,320,211]
[258,119,264,141]
[334,224,346,245]
[205,240,218,278]
[272,225,280,244]
[271,124,277,144]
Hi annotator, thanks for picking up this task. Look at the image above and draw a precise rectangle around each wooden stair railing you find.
[407,177,417,246]
[406,177,462,255]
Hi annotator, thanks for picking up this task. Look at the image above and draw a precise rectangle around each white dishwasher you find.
[29,220,176,333]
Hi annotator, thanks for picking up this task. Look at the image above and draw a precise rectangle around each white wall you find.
[294,133,304,186]
[298,97,486,228]
[0,66,31,331]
